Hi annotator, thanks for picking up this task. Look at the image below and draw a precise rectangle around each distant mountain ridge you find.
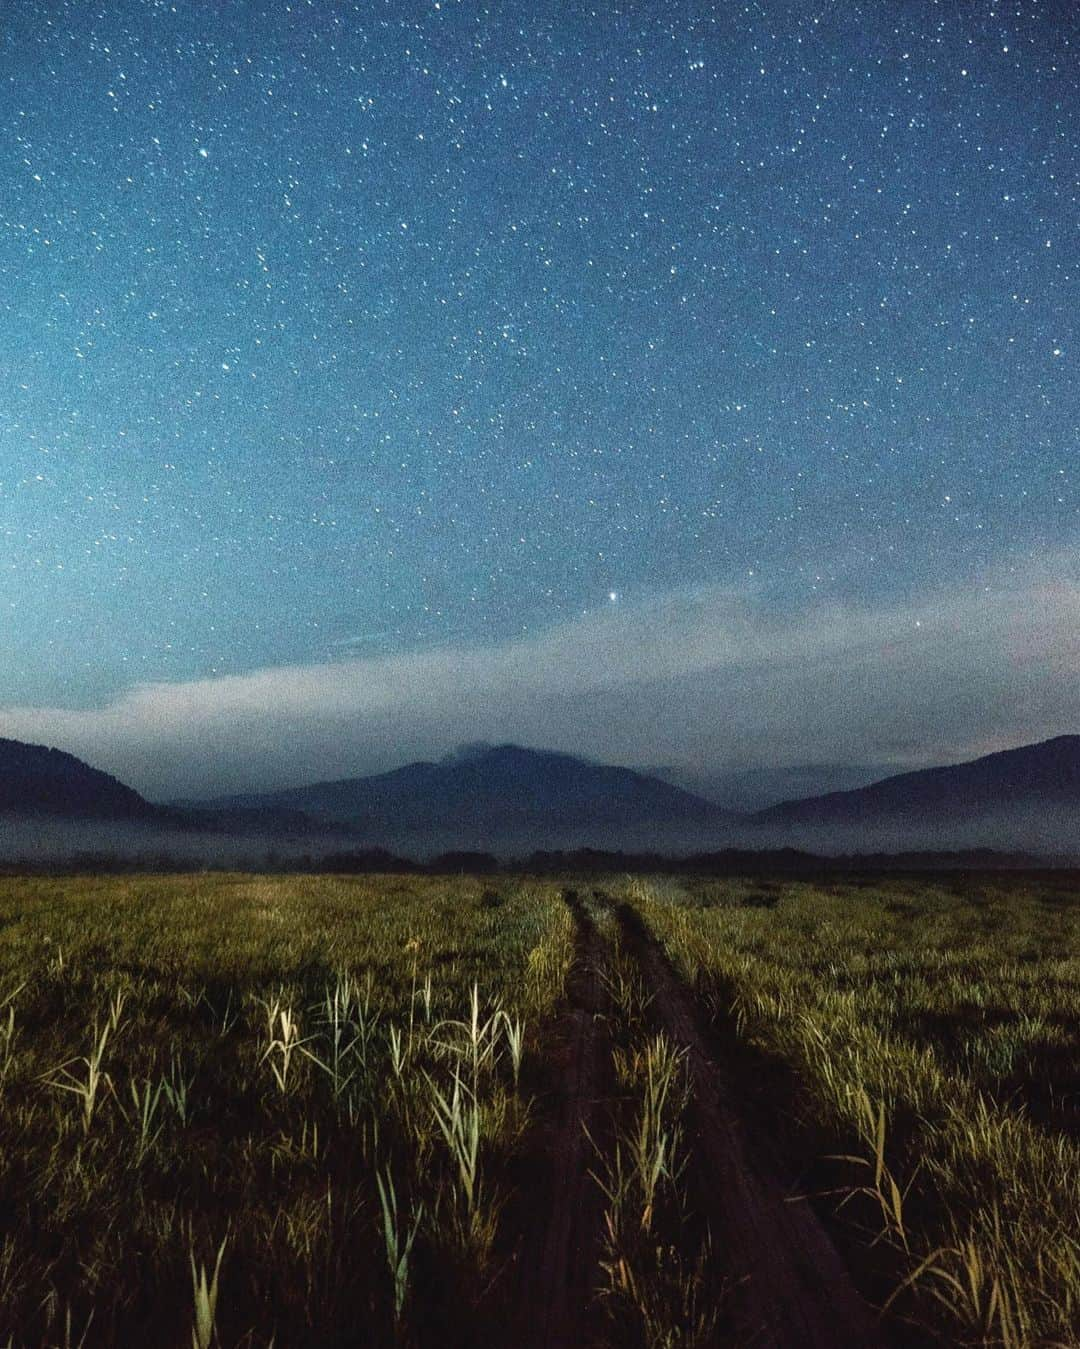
[195,743,734,842]
[753,735,1080,829]
[0,737,153,819]
[3,733,1080,862]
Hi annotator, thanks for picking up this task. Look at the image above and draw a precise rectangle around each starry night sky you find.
[0,1,1077,785]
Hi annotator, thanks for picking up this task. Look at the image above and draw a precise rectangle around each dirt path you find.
[616,901,883,1349]
[515,889,610,1349]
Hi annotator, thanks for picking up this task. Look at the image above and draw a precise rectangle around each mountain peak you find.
[195,742,731,852]
[442,742,590,767]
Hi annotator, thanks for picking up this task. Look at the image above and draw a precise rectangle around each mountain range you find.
[187,743,735,854]
[2,733,1080,861]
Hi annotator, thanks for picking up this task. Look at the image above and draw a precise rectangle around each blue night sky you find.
[0,1,1077,793]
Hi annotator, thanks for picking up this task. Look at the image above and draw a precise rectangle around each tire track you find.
[516,889,610,1349]
[615,901,883,1349]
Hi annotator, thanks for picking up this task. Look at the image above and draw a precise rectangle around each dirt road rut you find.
[616,901,883,1349]
[519,891,609,1349]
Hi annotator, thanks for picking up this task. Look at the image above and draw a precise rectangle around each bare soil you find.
[514,889,611,1348]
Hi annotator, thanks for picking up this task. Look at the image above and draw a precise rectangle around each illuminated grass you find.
[0,873,573,1346]
[632,874,1080,1346]
[6,867,1070,1345]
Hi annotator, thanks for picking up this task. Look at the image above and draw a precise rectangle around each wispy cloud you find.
[2,559,1078,799]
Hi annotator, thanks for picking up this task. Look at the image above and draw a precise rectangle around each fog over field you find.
[2,804,1076,870]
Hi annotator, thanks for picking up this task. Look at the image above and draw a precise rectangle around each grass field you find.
[0,871,1076,1346]
[634,874,1080,1345]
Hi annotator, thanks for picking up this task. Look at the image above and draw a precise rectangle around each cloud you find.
[1,559,1078,799]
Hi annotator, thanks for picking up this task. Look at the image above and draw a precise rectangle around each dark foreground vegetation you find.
[0,871,1075,1346]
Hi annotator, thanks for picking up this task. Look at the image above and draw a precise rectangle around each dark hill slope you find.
[0,737,154,819]
[754,735,1080,829]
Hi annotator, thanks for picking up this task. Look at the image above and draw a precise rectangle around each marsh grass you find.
[4,867,1068,1345]
[41,1019,114,1135]
[189,1236,227,1349]
[632,873,1080,1346]
[376,1168,422,1331]
[592,919,726,1349]
[0,873,574,1347]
